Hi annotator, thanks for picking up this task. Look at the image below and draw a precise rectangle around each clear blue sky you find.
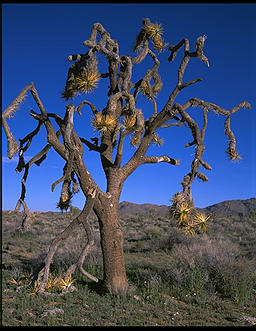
[2,3,256,211]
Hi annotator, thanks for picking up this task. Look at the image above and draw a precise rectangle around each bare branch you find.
[2,83,34,159]
[76,100,98,115]
[168,39,189,62]
[2,83,33,119]
[114,129,127,168]
[140,155,180,166]
[30,83,48,117]
[2,118,19,159]
[14,131,61,224]
[201,107,208,140]
[161,121,185,128]
[132,40,149,64]
[180,78,203,89]
[225,115,241,160]
[79,137,103,152]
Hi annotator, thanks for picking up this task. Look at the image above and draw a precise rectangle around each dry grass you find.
[2,210,256,326]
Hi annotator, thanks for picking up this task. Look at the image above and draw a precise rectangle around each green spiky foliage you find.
[169,192,210,236]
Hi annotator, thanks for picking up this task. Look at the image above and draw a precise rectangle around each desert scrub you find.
[209,258,255,303]
[159,233,255,303]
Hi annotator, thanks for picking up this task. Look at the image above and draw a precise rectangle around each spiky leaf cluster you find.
[62,70,100,100]
[91,112,117,133]
[169,193,210,236]
[134,21,165,52]
[28,275,76,296]
[62,51,100,100]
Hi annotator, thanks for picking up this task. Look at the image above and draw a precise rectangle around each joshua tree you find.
[2,18,252,295]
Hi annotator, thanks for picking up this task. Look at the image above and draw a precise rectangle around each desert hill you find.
[119,198,256,218]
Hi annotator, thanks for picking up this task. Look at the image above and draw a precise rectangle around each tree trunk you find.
[94,200,128,295]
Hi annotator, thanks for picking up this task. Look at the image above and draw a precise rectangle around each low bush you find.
[158,234,255,303]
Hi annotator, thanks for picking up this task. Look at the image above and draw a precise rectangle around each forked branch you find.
[38,188,98,293]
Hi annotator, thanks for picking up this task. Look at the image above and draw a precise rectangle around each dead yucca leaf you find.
[134,29,147,52]
[124,114,136,130]
[61,181,70,202]
[61,86,78,100]
[75,71,100,93]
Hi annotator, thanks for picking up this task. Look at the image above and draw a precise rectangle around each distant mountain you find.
[119,198,256,218]
[202,198,256,217]
[119,201,169,217]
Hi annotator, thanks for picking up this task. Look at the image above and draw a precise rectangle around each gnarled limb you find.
[75,100,98,115]
[2,83,34,159]
[14,132,61,230]
[17,199,32,232]
[38,188,98,293]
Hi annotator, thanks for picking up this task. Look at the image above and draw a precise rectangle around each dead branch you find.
[2,83,34,159]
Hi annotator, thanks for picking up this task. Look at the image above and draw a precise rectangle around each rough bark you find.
[95,202,128,294]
